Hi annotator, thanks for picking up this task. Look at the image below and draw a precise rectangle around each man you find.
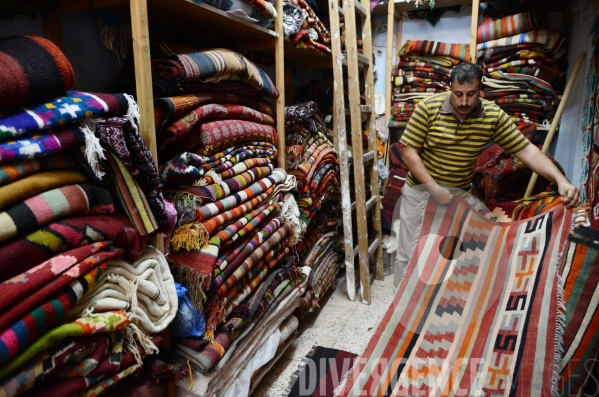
[394,62,580,284]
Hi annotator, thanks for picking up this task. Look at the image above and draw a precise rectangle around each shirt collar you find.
[440,92,485,116]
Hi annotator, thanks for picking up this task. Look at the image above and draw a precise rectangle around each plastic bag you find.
[170,283,206,338]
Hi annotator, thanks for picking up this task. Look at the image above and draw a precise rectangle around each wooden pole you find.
[524,51,587,198]
[469,0,479,63]
[275,0,286,169]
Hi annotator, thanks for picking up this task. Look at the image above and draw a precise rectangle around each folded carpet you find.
[0,35,75,110]
[0,153,76,187]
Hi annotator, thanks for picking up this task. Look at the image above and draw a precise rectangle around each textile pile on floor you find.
[389,40,469,128]
[0,35,179,397]
[285,101,342,316]
[474,10,567,203]
[282,0,331,55]
[336,196,571,397]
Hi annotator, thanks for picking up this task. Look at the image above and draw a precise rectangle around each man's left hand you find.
[558,181,581,209]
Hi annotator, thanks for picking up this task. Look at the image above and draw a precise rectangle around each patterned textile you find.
[97,117,169,232]
[0,153,76,187]
[160,103,274,151]
[484,70,559,105]
[152,49,279,99]
[337,198,570,397]
[399,40,470,62]
[0,213,146,282]
[0,311,130,379]
[196,119,277,156]
[477,11,544,43]
[0,242,122,332]
[0,184,113,243]
[284,0,331,55]
[0,264,108,366]
[68,247,177,334]
[0,91,131,141]
[382,168,407,232]
[476,28,565,58]
[0,35,75,110]
[168,164,273,214]
[558,227,599,396]
[0,169,86,209]
[159,143,277,187]
[0,125,85,163]
[488,191,562,222]
[581,16,599,227]
[154,91,274,133]
[287,346,357,397]
[101,149,159,236]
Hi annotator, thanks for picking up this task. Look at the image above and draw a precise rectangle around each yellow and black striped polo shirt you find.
[400,92,530,191]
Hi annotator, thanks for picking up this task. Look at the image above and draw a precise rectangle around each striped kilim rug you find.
[336,197,571,397]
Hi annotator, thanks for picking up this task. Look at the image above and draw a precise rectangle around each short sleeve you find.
[400,101,430,150]
[492,108,530,154]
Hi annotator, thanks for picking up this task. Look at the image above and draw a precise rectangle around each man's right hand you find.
[429,185,454,205]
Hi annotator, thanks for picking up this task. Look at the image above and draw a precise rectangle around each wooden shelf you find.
[283,38,333,69]
[57,0,279,45]
[372,0,471,16]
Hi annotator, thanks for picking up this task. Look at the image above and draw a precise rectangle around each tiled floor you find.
[251,271,396,397]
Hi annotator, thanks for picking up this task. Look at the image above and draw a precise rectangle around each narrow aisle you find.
[251,272,396,396]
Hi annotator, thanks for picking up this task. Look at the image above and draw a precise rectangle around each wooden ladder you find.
[328,0,383,304]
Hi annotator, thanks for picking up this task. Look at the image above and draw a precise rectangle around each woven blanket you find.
[0,35,75,110]
[477,11,544,43]
[0,311,130,379]
[196,119,277,156]
[97,117,169,232]
[160,104,275,151]
[300,250,339,314]
[68,247,177,334]
[0,153,75,187]
[0,263,108,366]
[152,49,279,99]
[0,91,132,141]
[399,40,470,62]
[0,183,113,243]
[0,124,85,163]
[581,16,599,228]
[154,91,274,133]
[168,164,273,213]
[558,227,599,396]
[337,198,570,397]
[483,71,559,105]
[159,143,277,187]
[101,149,159,236]
[0,213,146,283]
[0,169,86,209]
[0,242,122,332]
[476,28,565,58]
[1,332,159,397]
[175,268,308,397]
[194,157,271,186]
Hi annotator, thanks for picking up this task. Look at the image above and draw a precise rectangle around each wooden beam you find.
[470,0,479,63]
[43,8,63,50]
[275,0,286,169]
[329,0,356,302]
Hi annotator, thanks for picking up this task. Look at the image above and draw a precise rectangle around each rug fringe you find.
[552,239,569,397]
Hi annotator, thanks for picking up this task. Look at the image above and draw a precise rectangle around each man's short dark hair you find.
[450,62,483,85]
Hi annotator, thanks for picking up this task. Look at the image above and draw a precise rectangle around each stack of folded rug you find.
[285,101,342,316]
[389,40,469,128]
[0,35,178,396]
[282,0,331,55]
[474,10,568,204]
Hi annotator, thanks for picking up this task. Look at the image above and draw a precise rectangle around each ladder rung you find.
[365,195,377,212]
[352,239,380,258]
[362,150,375,163]
[338,6,344,15]
[368,238,380,257]
[354,1,367,17]
[357,53,370,66]
[351,201,356,211]
[344,105,372,115]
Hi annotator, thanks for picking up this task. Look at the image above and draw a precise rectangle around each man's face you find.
[450,79,481,119]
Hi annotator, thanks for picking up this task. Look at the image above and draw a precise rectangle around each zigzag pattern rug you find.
[336,197,570,397]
